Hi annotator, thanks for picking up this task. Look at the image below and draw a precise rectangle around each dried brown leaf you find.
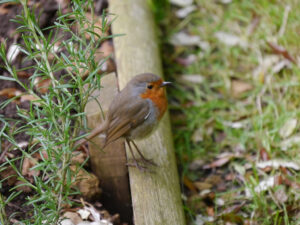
[95,41,114,61]
[16,71,32,78]
[62,212,83,224]
[175,54,197,66]
[0,88,22,99]
[206,206,214,217]
[183,175,198,193]
[188,159,205,171]
[219,202,246,215]
[0,3,17,15]
[279,118,297,138]
[267,42,296,64]
[15,180,32,193]
[0,166,17,186]
[194,182,212,191]
[203,155,232,169]
[259,148,270,161]
[22,157,39,177]
[71,151,87,165]
[34,77,51,94]
[71,166,101,199]
[20,94,41,105]
[84,13,104,40]
[257,160,300,171]
[231,79,253,98]
[246,13,261,35]
[274,187,288,204]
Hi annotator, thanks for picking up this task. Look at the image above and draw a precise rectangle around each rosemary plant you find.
[0,0,113,223]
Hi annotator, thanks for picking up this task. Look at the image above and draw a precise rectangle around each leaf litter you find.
[163,0,300,223]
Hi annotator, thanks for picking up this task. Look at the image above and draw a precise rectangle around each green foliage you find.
[0,0,111,223]
[152,0,300,224]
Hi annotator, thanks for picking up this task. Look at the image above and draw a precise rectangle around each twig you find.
[278,5,291,37]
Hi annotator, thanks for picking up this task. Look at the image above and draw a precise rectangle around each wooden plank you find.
[110,1,186,225]
[85,73,132,223]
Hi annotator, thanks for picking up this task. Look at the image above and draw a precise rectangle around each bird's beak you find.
[160,81,172,87]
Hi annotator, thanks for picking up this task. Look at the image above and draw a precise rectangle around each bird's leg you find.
[125,139,147,171]
[129,139,157,166]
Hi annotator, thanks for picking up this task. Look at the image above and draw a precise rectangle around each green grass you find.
[153,0,300,224]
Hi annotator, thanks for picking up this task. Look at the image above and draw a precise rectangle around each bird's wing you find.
[104,98,150,146]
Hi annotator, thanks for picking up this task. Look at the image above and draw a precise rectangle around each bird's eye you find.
[147,84,153,89]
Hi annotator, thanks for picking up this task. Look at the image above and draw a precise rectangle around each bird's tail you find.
[75,121,108,148]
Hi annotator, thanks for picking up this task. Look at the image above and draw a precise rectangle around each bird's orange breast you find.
[140,80,167,120]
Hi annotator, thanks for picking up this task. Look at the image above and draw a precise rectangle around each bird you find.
[76,73,172,170]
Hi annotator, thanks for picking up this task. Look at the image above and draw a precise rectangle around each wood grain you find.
[110,1,186,224]
[85,73,132,223]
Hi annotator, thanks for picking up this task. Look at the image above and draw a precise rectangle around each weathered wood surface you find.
[85,73,132,223]
[110,1,186,225]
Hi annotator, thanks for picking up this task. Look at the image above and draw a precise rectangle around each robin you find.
[76,73,172,170]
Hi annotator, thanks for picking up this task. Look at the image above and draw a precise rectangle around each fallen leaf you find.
[71,151,87,165]
[175,54,197,66]
[274,186,288,204]
[215,31,247,47]
[205,175,222,187]
[203,153,236,169]
[16,71,32,78]
[22,157,40,177]
[178,74,204,85]
[272,59,291,74]
[170,0,193,7]
[245,176,275,197]
[20,94,41,105]
[279,118,297,138]
[183,175,198,193]
[191,127,204,143]
[215,198,225,206]
[0,166,17,186]
[0,3,15,14]
[170,31,201,46]
[257,159,300,171]
[280,134,300,151]
[218,202,246,215]
[63,211,82,224]
[231,79,253,98]
[175,5,196,18]
[60,219,74,225]
[232,163,246,176]
[253,55,280,82]
[259,148,270,161]
[71,166,101,199]
[246,13,261,36]
[84,13,104,40]
[95,41,114,61]
[223,120,248,129]
[7,43,21,62]
[15,180,31,193]
[33,77,51,94]
[206,207,214,217]
[77,208,91,220]
[194,182,212,191]
[188,159,205,171]
[0,88,22,99]
[267,42,296,64]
